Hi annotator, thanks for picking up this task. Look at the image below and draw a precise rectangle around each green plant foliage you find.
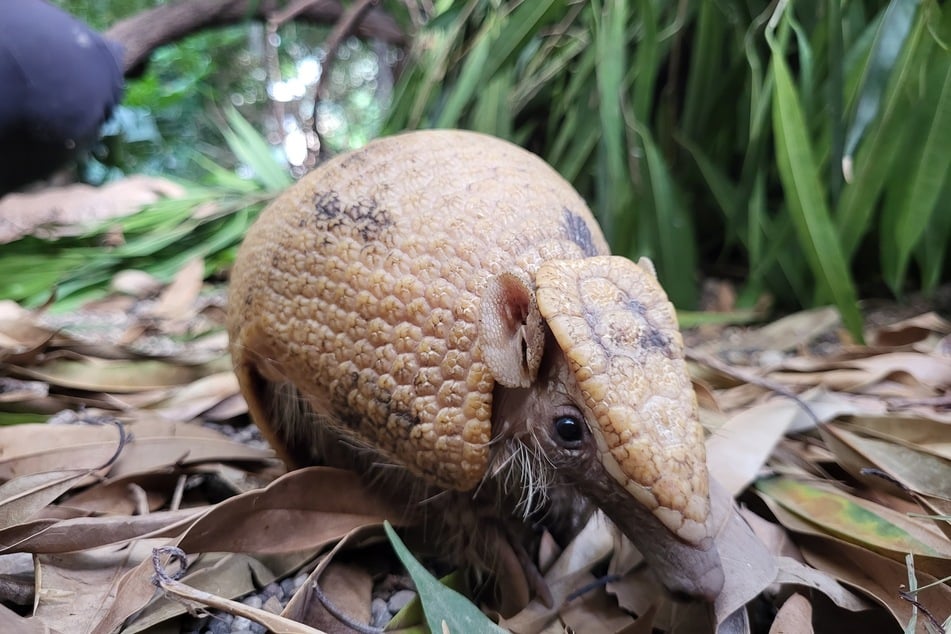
[0,110,287,311]
[383,521,507,633]
[383,0,951,337]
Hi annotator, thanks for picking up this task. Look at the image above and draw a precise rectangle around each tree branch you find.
[105,0,404,75]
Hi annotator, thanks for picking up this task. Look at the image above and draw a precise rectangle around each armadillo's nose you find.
[653,538,724,602]
[595,480,724,602]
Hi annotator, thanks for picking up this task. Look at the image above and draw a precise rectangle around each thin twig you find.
[899,589,946,633]
[169,474,187,512]
[311,581,383,634]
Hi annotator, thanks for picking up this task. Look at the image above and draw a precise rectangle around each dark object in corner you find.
[0,0,125,194]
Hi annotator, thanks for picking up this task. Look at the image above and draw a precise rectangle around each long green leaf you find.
[836,1,927,258]
[842,0,919,160]
[384,522,506,634]
[594,0,628,240]
[769,37,864,340]
[882,56,951,291]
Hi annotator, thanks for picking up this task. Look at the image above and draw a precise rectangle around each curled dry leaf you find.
[0,509,201,556]
[768,593,813,634]
[146,257,206,322]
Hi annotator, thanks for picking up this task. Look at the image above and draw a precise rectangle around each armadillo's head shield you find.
[535,255,723,600]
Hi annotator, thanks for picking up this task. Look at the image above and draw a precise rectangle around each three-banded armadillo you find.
[227,130,724,606]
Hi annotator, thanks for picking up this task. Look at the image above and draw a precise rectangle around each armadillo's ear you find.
[636,256,657,279]
[480,272,545,388]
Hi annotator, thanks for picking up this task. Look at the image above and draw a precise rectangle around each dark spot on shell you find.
[392,409,422,428]
[626,299,673,356]
[313,190,393,243]
[626,298,647,316]
[562,208,598,257]
[642,328,673,355]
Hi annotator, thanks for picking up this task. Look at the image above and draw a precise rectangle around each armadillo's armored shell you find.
[228,130,609,491]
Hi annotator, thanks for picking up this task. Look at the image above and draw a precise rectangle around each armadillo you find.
[227,129,724,606]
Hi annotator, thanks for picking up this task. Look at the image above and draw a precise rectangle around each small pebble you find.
[262,581,283,600]
[241,595,263,609]
[262,595,283,614]
[280,578,297,596]
[206,614,234,634]
[231,616,253,631]
[371,597,390,628]
[387,589,416,613]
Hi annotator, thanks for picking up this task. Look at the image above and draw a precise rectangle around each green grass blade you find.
[594,0,628,240]
[222,107,292,191]
[435,15,499,128]
[769,40,864,340]
[917,177,951,291]
[631,0,658,125]
[882,56,951,292]
[638,127,696,307]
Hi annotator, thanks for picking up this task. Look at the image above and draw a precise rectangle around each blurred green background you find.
[6,0,950,338]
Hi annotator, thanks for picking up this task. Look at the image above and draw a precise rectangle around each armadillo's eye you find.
[553,415,584,446]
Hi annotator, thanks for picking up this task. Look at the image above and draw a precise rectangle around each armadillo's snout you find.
[651,537,724,603]
[601,484,725,602]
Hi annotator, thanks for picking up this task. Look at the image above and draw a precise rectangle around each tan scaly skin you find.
[228,129,724,605]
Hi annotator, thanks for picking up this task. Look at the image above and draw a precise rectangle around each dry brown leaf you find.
[0,426,122,481]
[286,561,373,633]
[0,418,274,481]
[62,472,184,515]
[869,312,951,349]
[139,372,240,421]
[756,489,951,580]
[706,482,778,626]
[34,539,164,633]
[0,509,201,555]
[705,399,801,497]
[105,433,273,480]
[0,317,55,364]
[768,593,812,634]
[772,557,868,612]
[110,270,164,299]
[88,542,174,634]
[798,535,951,630]
[559,581,638,634]
[738,508,804,563]
[696,306,841,357]
[0,469,97,529]
[843,414,951,457]
[10,357,217,393]
[0,603,61,634]
[776,352,951,393]
[503,512,616,633]
[147,257,205,321]
[822,423,951,500]
[176,467,404,555]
